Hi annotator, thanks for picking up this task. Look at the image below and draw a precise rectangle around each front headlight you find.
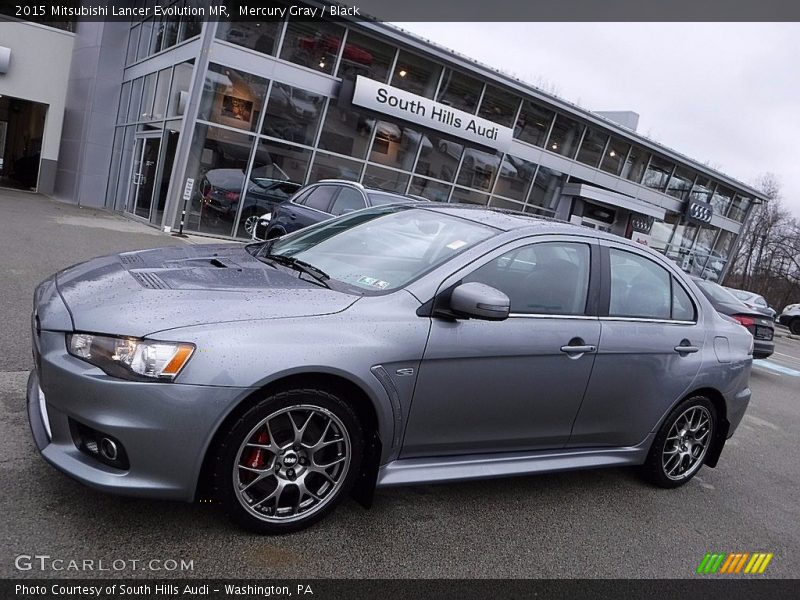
[67,334,195,382]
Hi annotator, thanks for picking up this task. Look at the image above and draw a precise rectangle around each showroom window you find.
[710,185,733,215]
[648,212,680,255]
[728,194,751,222]
[368,119,423,172]
[456,146,503,192]
[127,78,144,122]
[137,18,153,61]
[279,18,344,75]
[308,152,362,182]
[117,82,132,125]
[609,249,672,320]
[546,114,585,158]
[642,155,674,191]
[436,68,483,114]
[317,103,373,159]
[477,85,520,128]
[391,51,442,99]
[409,177,452,202]
[490,197,526,212]
[167,61,193,118]
[666,167,695,201]
[262,83,324,146]
[362,165,410,193]
[465,242,591,315]
[216,21,283,56]
[126,24,141,65]
[140,72,157,121]
[414,132,462,183]
[197,64,268,133]
[151,68,171,121]
[493,154,536,202]
[336,30,396,83]
[528,166,563,213]
[183,124,256,237]
[620,146,649,184]
[599,137,630,176]
[576,128,609,168]
[451,187,490,206]
[515,100,555,147]
[689,176,714,204]
[234,138,312,237]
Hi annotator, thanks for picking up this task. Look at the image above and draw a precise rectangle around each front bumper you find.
[27,329,252,501]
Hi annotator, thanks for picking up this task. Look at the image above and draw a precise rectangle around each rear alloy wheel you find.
[641,396,716,488]
[214,389,363,534]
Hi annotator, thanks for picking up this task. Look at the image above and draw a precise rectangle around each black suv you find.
[256,180,418,240]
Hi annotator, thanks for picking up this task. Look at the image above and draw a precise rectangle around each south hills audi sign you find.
[351,75,514,152]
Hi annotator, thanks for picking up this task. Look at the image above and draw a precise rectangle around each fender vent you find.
[131,271,170,290]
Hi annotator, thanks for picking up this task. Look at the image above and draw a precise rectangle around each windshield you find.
[264,205,496,292]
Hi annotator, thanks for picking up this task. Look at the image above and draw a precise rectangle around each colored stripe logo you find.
[696,552,773,574]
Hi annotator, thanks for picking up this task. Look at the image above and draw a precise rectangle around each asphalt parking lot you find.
[1,191,798,579]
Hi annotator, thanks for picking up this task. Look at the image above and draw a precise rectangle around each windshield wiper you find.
[260,253,331,288]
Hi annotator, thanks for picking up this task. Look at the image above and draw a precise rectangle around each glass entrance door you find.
[126,135,161,220]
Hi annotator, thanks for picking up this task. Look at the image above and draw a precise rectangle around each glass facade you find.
[102,16,760,283]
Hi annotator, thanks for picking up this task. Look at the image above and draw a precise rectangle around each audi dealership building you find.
[0,2,768,280]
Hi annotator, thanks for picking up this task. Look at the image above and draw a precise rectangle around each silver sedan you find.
[28,204,753,533]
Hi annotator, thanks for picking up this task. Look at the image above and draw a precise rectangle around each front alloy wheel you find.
[641,396,716,488]
[214,389,363,534]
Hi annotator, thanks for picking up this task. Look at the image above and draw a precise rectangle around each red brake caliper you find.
[245,430,270,469]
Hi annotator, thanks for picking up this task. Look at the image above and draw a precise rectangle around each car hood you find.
[55,243,359,337]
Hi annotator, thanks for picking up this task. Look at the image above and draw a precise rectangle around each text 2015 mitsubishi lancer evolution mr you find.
[28,204,753,533]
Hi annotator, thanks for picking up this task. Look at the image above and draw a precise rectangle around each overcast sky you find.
[395,22,800,216]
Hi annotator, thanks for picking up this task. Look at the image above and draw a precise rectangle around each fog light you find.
[69,419,129,470]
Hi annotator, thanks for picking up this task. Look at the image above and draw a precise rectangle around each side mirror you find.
[449,282,510,321]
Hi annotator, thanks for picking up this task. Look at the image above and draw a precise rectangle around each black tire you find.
[212,388,363,534]
[790,318,800,335]
[640,395,717,488]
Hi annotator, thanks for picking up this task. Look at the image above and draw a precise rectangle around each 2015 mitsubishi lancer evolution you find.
[28,204,753,533]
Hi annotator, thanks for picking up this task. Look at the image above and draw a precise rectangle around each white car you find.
[778,303,800,334]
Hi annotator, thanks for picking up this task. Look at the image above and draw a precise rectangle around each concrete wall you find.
[54,21,128,207]
[0,21,75,194]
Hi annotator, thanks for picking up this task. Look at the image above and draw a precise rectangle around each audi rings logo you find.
[686,201,713,224]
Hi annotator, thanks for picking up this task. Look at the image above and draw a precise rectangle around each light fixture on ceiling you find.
[551,143,558,150]
[319,61,326,69]
[609,150,616,157]
[398,69,407,78]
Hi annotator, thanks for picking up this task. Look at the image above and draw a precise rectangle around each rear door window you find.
[609,249,695,321]
[330,187,367,216]
[301,186,339,212]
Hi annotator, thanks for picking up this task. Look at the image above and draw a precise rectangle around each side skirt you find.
[376,435,654,487]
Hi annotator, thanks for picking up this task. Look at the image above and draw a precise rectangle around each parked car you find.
[198,168,301,237]
[29,204,754,534]
[692,277,774,359]
[724,287,777,320]
[258,180,417,240]
[778,303,800,334]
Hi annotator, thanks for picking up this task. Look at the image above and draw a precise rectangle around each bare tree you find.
[725,173,800,311]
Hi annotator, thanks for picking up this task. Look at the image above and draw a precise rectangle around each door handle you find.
[289,213,297,220]
[560,344,597,354]
[674,341,700,354]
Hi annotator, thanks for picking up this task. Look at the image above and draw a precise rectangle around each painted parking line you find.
[753,360,800,377]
